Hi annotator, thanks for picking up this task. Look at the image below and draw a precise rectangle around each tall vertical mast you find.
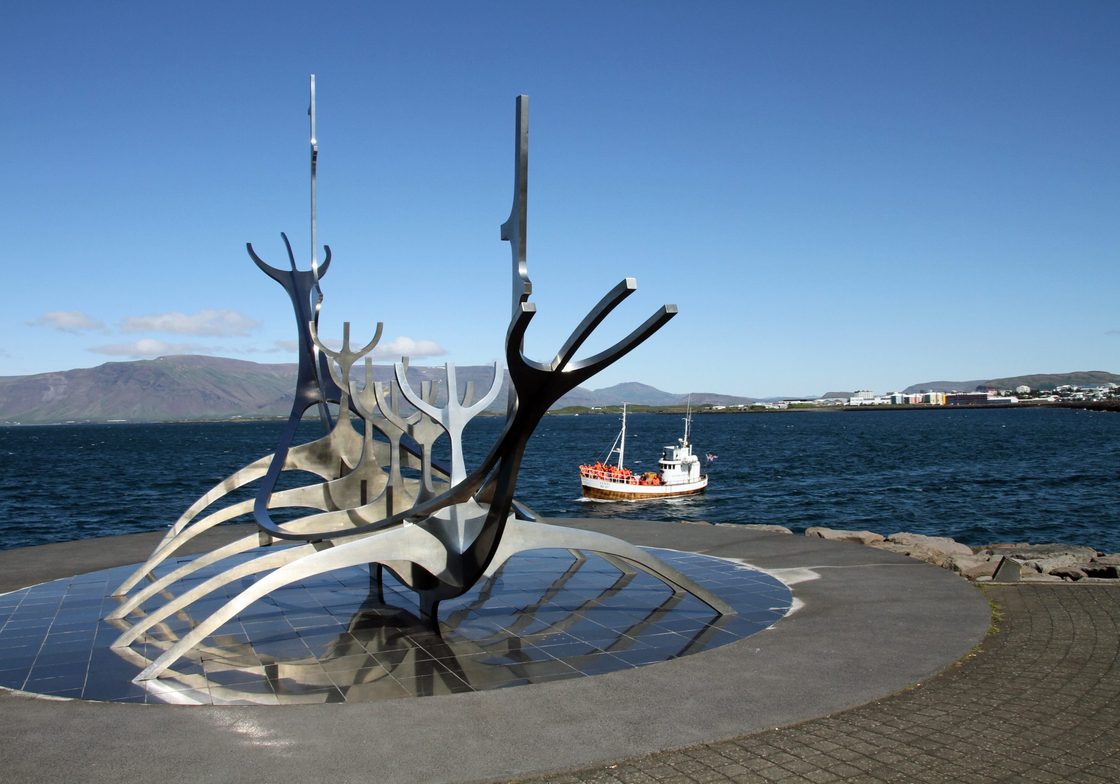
[308,74,330,430]
[683,395,692,447]
[501,95,530,318]
[309,74,320,288]
[618,403,627,469]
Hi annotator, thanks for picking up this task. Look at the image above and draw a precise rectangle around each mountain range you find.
[902,371,1120,394]
[1,356,1115,424]
[0,355,755,424]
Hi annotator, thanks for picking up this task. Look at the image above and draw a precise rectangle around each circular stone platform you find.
[0,545,790,704]
[0,518,990,784]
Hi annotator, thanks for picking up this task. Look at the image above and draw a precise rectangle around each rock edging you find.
[804,526,1120,583]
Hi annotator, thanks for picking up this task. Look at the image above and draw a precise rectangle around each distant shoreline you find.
[2,399,1116,428]
[554,400,1120,416]
[837,400,1120,414]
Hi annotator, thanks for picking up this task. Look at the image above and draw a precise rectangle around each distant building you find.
[946,392,989,406]
[1015,385,1031,395]
[847,390,880,406]
[946,392,1018,406]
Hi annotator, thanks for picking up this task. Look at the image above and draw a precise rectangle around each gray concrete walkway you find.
[523,584,1120,784]
[0,519,994,783]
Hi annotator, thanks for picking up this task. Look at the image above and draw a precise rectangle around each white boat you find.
[578,403,708,500]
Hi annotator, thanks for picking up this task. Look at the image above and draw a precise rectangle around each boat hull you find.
[580,475,708,501]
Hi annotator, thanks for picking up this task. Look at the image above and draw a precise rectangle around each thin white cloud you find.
[120,309,259,337]
[29,311,106,333]
[89,339,213,358]
[307,335,445,360]
[371,336,446,360]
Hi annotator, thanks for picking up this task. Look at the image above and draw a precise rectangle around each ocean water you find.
[1,407,1118,553]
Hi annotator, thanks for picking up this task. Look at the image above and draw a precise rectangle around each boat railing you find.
[579,465,661,486]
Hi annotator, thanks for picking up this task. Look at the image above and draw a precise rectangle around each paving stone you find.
[515,586,1120,784]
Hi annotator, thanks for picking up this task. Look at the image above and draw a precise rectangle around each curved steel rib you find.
[482,519,735,615]
[111,412,367,597]
[134,524,454,681]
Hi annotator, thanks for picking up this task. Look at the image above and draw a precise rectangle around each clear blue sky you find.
[3,2,1117,397]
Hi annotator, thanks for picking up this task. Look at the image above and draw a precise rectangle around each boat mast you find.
[618,403,627,469]
[683,394,692,447]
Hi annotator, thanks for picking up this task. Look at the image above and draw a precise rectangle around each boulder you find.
[873,532,974,568]
[947,553,998,580]
[978,543,1099,576]
[1082,563,1120,579]
[1026,554,1091,574]
[1020,571,1065,583]
[869,540,948,567]
[1049,566,1087,582]
[738,524,794,535]
[1091,553,1120,567]
[805,527,885,545]
[888,533,973,558]
[979,543,1098,562]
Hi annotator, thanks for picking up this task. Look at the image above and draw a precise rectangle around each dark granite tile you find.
[82,680,150,702]
[37,686,83,699]
[338,679,411,702]
[395,673,473,697]
[0,668,30,689]
[273,686,345,704]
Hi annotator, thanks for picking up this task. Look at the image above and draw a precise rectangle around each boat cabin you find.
[659,438,703,484]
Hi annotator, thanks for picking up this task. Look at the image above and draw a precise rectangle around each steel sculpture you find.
[111,84,735,683]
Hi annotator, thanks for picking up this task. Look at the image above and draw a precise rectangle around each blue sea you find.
[1,407,1118,553]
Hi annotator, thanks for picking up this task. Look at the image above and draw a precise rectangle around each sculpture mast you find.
[310,74,320,288]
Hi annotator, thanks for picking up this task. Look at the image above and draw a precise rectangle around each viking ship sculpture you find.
[108,82,734,683]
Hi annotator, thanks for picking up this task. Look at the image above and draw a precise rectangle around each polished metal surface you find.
[3,548,789,704]
[110,89,736,681]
